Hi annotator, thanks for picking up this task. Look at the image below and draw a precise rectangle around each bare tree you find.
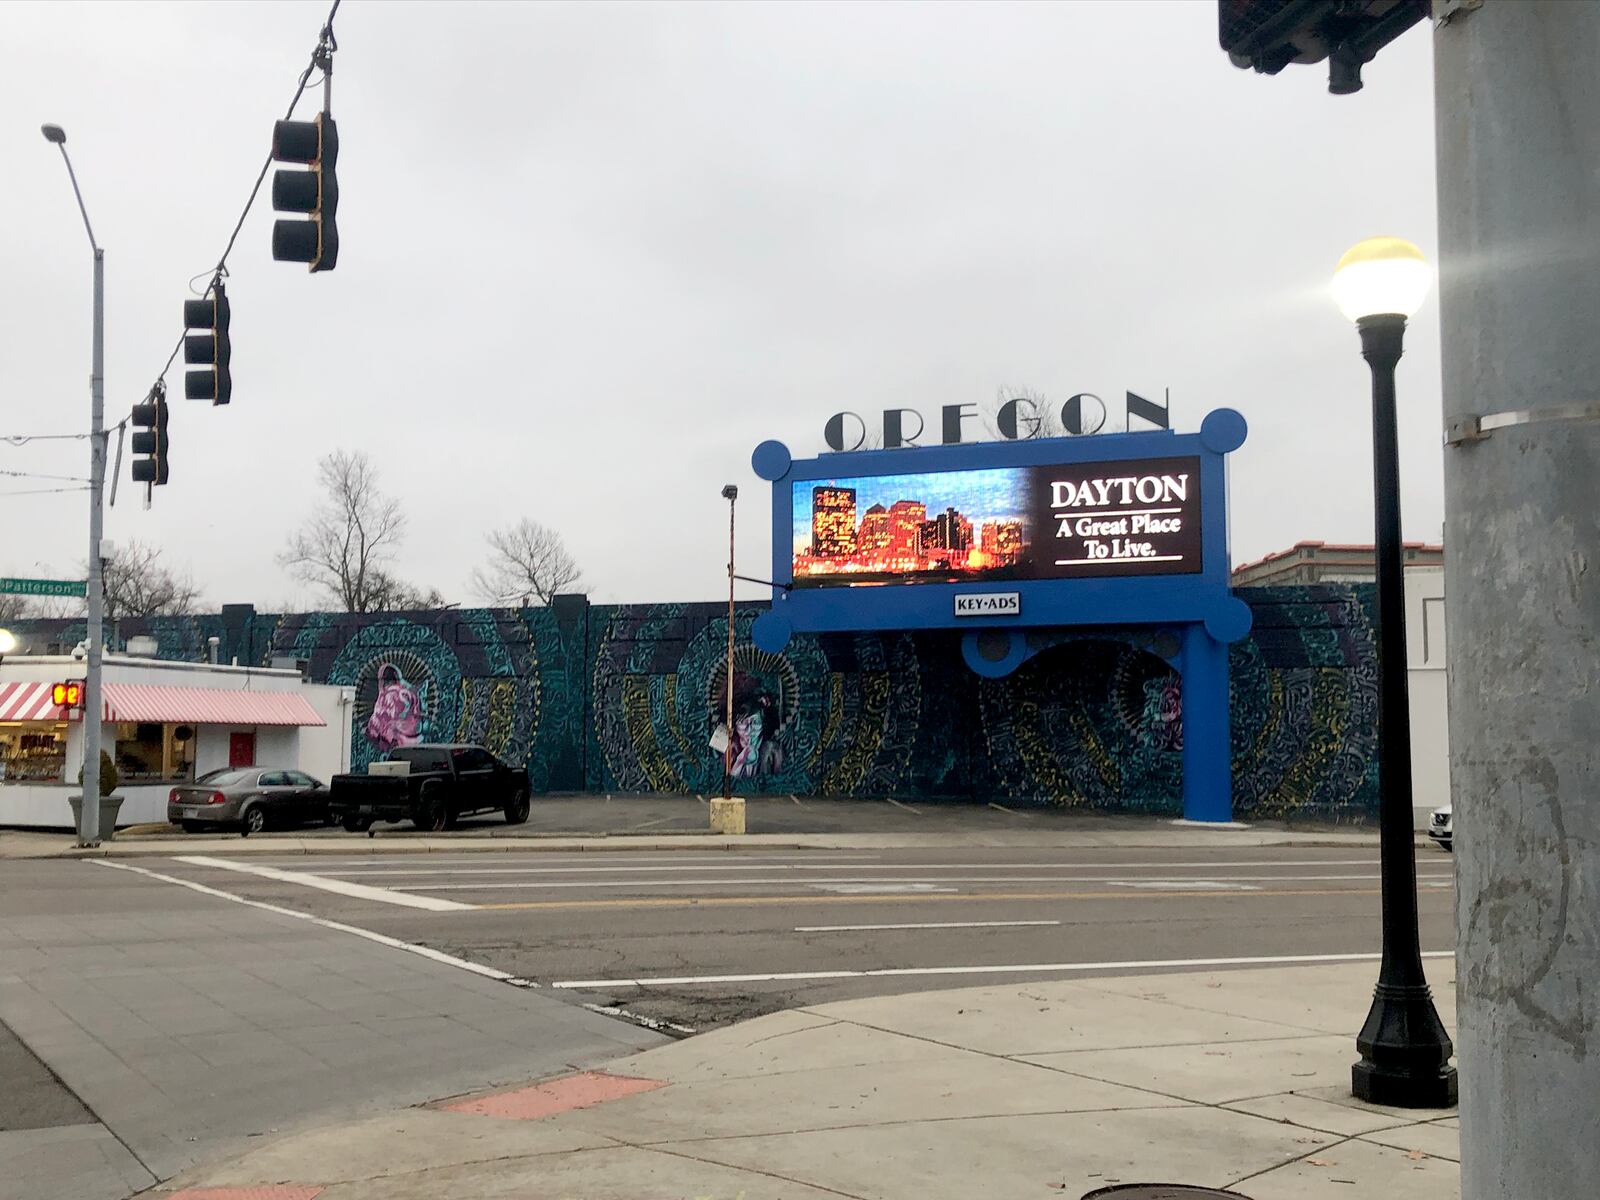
[0,593,35,627]
[2,544,199,625]
[100,541,203,621]
[366,571,447,612]
[470,518,582,606]
[280,450,408,613]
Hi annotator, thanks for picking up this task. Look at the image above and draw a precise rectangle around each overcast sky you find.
[1,1,1442,610]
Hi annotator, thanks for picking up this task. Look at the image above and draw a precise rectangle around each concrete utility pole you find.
[43,124,106,847]
[1433,3,1600,1196]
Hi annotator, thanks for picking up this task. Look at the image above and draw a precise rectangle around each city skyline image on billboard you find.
[792,468,1030,587]
[791,455,1203,587]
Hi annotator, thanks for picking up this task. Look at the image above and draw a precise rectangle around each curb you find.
[16,829,1402,860]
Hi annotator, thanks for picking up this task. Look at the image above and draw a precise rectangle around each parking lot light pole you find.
[1332,236,1457,1108]
[42,123,106,848]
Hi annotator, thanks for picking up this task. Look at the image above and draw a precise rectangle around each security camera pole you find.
[42,123,105,847]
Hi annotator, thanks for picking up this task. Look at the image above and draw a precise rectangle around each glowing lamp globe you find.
[1332,237,1431,322]
[0,629,16,655]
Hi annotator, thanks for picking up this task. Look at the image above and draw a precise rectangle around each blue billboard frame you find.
[750,407,1252,823]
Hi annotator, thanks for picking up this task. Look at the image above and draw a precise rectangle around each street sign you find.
[0,577,86,598]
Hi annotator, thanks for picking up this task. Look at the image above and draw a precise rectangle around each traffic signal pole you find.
[1433,3,1600,1196]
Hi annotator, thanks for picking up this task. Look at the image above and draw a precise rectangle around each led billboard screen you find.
[792,454,1203,587]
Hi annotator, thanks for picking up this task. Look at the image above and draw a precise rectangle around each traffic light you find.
[271,113,339,271]
[52,681,83,708]
[130,388,170,486]
[183,283,231,405]
[1218,0,1428,94]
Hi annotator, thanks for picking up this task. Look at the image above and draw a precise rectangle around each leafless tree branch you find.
[470,518,582,607]
[279,450,409,613]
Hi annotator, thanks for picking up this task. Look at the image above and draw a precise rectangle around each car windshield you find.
[195,768,257,786]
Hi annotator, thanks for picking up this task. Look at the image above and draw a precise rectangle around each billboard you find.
[792,454,1202,587]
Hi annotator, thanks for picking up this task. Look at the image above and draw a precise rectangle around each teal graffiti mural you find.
[7,584,1383,821]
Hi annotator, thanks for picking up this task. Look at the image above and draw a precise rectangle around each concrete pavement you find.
[153,960,1461,1199]
[0,860,664,1200]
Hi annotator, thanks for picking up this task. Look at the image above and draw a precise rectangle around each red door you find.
[228,731,256,768]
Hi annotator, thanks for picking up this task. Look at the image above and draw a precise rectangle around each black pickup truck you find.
[327,743,531,833]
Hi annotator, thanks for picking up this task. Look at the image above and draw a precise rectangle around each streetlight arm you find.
[50,143,99,253]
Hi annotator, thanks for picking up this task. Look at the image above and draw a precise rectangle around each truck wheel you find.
[415,790,448,833]
[342,814,372,833]
[504,788,531,826]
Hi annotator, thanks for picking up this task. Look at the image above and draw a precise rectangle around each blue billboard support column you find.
[1180,621,1232,823]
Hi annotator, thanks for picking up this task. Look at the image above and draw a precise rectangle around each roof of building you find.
[1231,539,1444,575]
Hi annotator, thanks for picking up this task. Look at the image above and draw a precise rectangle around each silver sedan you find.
[169,767,330,836]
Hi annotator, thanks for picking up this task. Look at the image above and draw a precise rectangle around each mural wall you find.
[6,584,1381,822]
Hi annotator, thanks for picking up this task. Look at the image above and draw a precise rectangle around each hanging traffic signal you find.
[130,388,170,486]
[271,113,339,272]
[1218,0,1428,94]
[183,283,232,405]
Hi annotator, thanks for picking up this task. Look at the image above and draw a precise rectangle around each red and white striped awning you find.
[101,684,326,726]
[0,682,67,722]
[0,681,325,727]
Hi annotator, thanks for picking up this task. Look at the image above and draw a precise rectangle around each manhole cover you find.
[1082,1188,1252,1200]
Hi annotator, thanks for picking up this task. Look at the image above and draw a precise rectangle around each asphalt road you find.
[139,843,1457,1034]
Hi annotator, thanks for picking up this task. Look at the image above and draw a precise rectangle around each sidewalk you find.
[1,795,1385,859]
[152,961,1460,1199]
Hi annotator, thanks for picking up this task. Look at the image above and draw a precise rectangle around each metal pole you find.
[1434,3,1600,1193]
[1349,313,1455,1107]
[81,247,105,847]
[46,126,105,848]
[724,492,736,801]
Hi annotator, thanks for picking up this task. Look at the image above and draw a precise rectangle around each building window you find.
[0,723,69,783]
[113,723,197,784]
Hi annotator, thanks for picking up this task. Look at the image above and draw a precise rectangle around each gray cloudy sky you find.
[2,0,1441,609]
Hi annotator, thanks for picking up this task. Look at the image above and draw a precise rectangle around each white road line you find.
[250,854,882,871]
[86,860,512,981]
[306,857,1390,876]
[795,920,1063,932]
[406,872,1453,891]
[172,855,474,912]
[1112,881,1260,891]
[884,798,922,815]
[809,883,957,894]
[552,950,1456,990]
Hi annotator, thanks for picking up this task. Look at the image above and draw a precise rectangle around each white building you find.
[0,654,353,829]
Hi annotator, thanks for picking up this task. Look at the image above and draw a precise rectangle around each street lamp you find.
[0,628,16,664]
[1334,236,1457,1108]
[42,123,108,848]
[721,483,738,801]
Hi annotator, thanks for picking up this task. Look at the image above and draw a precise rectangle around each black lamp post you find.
[1333,237,1458,1108]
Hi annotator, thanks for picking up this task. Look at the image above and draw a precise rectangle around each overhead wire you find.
[145,0,343,388]
[0,469,92,483]
[1,433,91,445]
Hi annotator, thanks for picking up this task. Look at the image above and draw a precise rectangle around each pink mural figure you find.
[367,663,423,752]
